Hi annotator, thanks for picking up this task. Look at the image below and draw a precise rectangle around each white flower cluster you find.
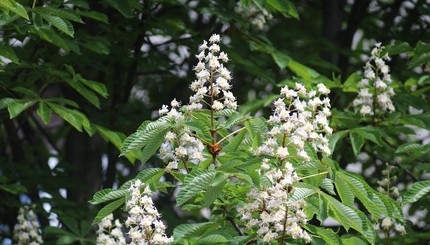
[375,164,406,235]
[353,43,395,116]
[239,159,312,243]
[125,180,173,244]
[187,34,237,111]
[256,83,332,160]
[13,205,43,245]
[159,128,205,170]
[234,3,273,31]
[158,98,183,120]
[96,214,126,245]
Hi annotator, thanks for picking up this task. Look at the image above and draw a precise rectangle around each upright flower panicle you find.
[125,180,173,244]
[239,83,333,244]
[96,214,126,245]
[353,43,395,116]
[13,205,43,245]
[256,82,333,161]
[375,164,406,236]
[187,34,237,111]
[239,159,312,243]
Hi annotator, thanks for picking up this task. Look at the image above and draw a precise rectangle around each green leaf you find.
[240,0,251,7]
[105,0,134,18]
[89,169,163,205]
[33,27,71,51]
[76,10,109,23]
[267,0,299,19]
[0,0,29,20]
[0,12,20,25]
[48,103,90,132]
[349,132,364,156]
[34,6,84,23]
[288,60,321,83]
[89,188,126,205]
[60,216,80,235]
[328,130,348,154]
[351,127,384,146]
[0,98,16,110]
[322,193,362,232]
[76,74,108,98]
[288,186,317,202]
[403,180,430,204]
[0,44,19,63]
[385,41,412,55]
[185,119,212,143]
[66,77,101,108]
[120,118,171,156]
[93,197,125,224]
[272,50,291,69]
[342,72,361,92]
[305,224,342,245]
[334,174,354,207]
[396,143,430,155]
[320,178,335,195]
[0,184,27,195]
[176,169,217,206]
[7,100,36,119]
[341,235,368,245]
[408,41,430,68]
[42,15,75,37]
[56,235,78,245]
[173,222,218,241]
[199,234,228,244]
[222,112,248,129]
[336,171,383,219]
[223,130,246,151]
[141,126,170,164]
[36,101,52,125]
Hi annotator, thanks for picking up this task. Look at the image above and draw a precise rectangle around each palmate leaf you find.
[120,118,171,156]
[336,171,384,219]
[403,180,430,204]
[176,169,218,206]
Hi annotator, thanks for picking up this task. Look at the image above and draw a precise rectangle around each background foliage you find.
[1,0,430,244]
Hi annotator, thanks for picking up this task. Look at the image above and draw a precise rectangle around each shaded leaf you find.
[403,180,430,204]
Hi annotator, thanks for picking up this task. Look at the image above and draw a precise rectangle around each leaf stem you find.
[300,171,329,180]
[216,127,246,145]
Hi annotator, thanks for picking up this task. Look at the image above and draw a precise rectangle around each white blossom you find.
[186,34,237,112]
[353,43,395,116]
[96,214,126,245]
[13,205,43,245]
[125,180,173,244]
